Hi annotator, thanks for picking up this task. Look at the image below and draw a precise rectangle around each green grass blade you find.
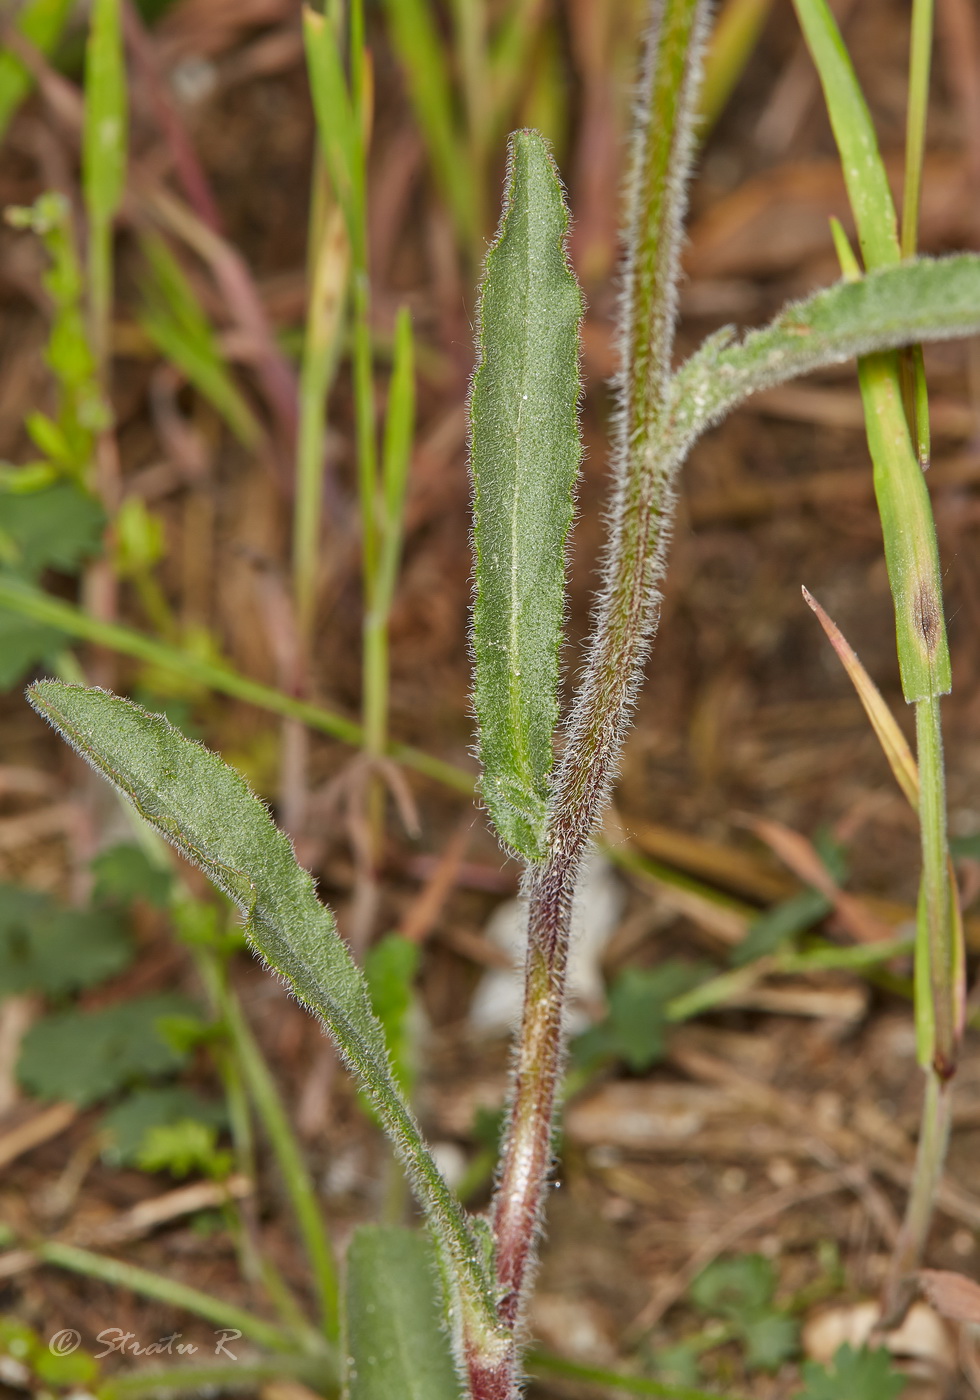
[0,576,472,790]
[529,1350,742,1399]
[469,129,583,861]
[902,0,934,261]
[344,1226,460,1400]
[855,350,949,700]
[699,0,774,135]
[302,8,357,246]
[377,305,415,616]
[139,234,261,448]
[35,1241,298,1354]
[791,0,900,269]
[0,0,74,142]
[294,194,348,642]
[215,979,339,1340]
[668,254,980,453]
[901,0,934,465]
[83,0,127,373]
[27,682,499,1346]
[378,0,478,248]
[363,305,415,760]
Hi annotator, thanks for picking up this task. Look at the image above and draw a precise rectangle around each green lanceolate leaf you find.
[344,1226,461,1400]
[26,682,501,1354]
[469,129,583,861]
[668,254,980,456]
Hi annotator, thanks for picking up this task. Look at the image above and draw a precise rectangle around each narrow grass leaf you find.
[802,587,919,806]
[856,351,949,700]
[377,0,477,247]
[344,1226,459,1400]
[294,196,348,639]
[790,0,900,269]
[377,306,415,617]
[469,129,583,861]
[138,235,261,448]
[215,981,339,1339]
[302,8,357,240]
[27,682,499,1347]
[83,0,127,370]
[37,1242,295,1356]
[0,0,75,141]
[699,0,775,135]
[0,578,471,790]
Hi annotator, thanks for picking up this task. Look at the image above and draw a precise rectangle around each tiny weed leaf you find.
[690,1255,798,1375]
[32,1345,99,1390]
[0,482,105,581]
[470,129,584,861]
[91,843,173,909]
[690,1255,776,1317]
[344,1225,459,1400]
[798,1343,905,1400]
[733,889,830,966]
[137,1119,233,1179]
[0,887,132,998]
[17,993,200,1106]
[573,961,708,1072]
[740,1312,799,1372]
[27,681,500,1336]
[101,1085,226,1167]
[0,612,65,689]
[651,1342,702,1387]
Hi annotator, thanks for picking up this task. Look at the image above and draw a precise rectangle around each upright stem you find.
[882,1068,953,1323]
[916,694,957,1077]
[480,1,711,1385]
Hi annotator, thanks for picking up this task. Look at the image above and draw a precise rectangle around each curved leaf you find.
[27,681,500,1348]
[668,254,980,454]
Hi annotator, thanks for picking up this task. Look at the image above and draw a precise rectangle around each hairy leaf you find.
[470,129,583,860]
[345,1226,460,1400]
[28,681,501,1345]
[669,254,980,455]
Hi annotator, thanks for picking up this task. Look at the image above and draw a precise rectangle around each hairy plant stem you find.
[475,1,711,1392]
